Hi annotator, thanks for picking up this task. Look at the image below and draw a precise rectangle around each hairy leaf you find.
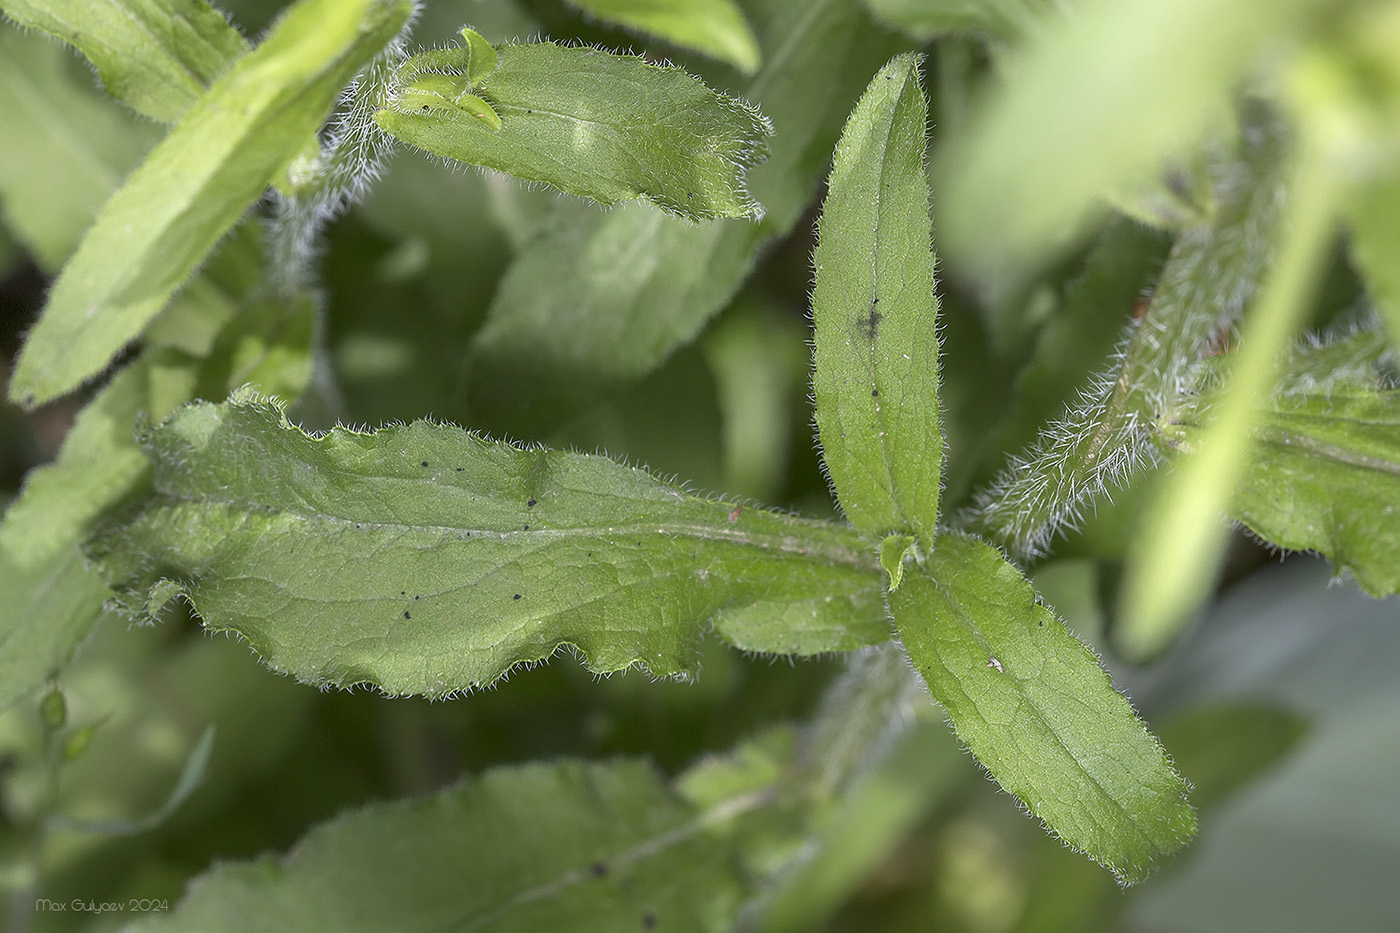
[812,53,941,541]
[890,532,1195,882]
[126,759,764,932]
[860,0,1057,41]
[0,0,248,123]
[87,398,886,697]
[7,0,412,409]
[376,37,772,221]
[1167,385,1400,598]
[464,0,905,437]
[565,0,761,74]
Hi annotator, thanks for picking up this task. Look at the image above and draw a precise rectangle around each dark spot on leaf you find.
[414,595,420,600]
[456,467,464,472]
[527,498,537,508]
[871,389,879,397]
[642,913,657,929]
[403,611,411,619]
[421,461,429,467]
[856,299,882,340]
[523,524,530,531]
[513,594,521,600]
[421,105,430,111]
[401,591,406,596]
[1039,619,1044,626]
[590,861,608,877]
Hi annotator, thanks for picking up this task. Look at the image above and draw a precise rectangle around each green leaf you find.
[859,0,1057,41]
[0,0,249,123]
[125,758,769,931]
[564,0,762,75]
[889,531,1195,883]
[1169,384,1400,598]
[6,0,412,410]
[935,0,1320,275]
[812,53,942,542]
[375,37,772,222]
[462,0,906,437]
[1345,166,1400,350]
[0,26,158,272]
[0,356,195,713]
[87,397,887,697]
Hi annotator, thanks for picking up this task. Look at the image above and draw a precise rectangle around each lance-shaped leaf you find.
[564,0,762,75]
[812,53,942,541]
[126,758,774,932]
[375,37,772,222]
[0,0,249,123]
[87,397,887,697]
[889,532,1195,882]
[1164,385,1400,598]
[7,0,412,410]
[463,0,905,438]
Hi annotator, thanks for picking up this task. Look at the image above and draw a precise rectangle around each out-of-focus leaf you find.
[1345,167,1400,349]
[7,0,412,409]
[860,0,1057,41]
[0,26,158,272]
[565,0,761,74]
[464,0,905,438]
[127,759,772,932]
[0,0,248,123]
[375,36,772,221]
[935,0,1320,277]
[812,52,941,541]
[87,397,888,697]
[890,531,1195,883]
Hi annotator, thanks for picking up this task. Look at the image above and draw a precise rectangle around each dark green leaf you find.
[0,0,249,123]
[87,397,887,697]
[463,0,905,437]
[890,531,1195,882]
[375,37,772,221]
[812,52,942,541]
[7,0,412,409]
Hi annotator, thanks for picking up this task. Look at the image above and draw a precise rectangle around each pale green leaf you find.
[126,759,761,932]
[935,0,1320,274]
[7,0,412,409]
[0,26,157,272]
[860,0,1057,41]
[890,531,1195,883]
[87,397,887,697]
[565,0,762,74]
[812,53,942,541]
[1169,385,1400,598]
[375,37,772,222]
[0,357,195,713]
[463,0,905,437]
[1345,167,1400,350]
[0,0,248,123]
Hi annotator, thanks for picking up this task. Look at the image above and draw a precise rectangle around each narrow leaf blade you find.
[375,39,772,222]
[564,0,762,74]
[812,53,942,541]
[87,398,886,696]
[0,0,249,123]
[890,531,1195,882]
[860,0,1057,41]
[7,0,412,409]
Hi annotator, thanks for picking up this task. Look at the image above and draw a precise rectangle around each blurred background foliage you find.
[1,0,1398,930]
